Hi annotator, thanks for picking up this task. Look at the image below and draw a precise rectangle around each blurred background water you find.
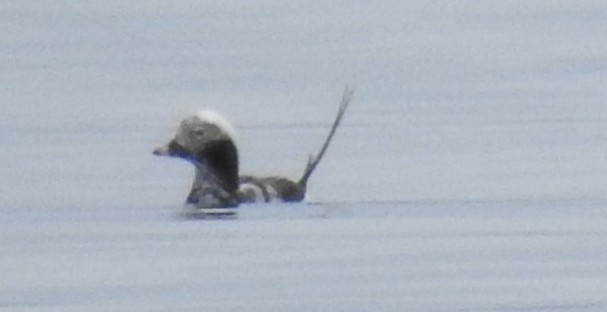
[2,2,607,311]
[2,1,607,210]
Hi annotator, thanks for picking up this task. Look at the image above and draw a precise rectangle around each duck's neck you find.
[194,139,239,197]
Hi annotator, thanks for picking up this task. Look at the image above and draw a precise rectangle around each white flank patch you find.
[239,183,265,202]
[196,109,238,141]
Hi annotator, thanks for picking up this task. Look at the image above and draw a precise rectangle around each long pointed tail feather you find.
[298,87,354,188]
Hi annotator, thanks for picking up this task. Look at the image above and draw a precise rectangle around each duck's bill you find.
[152,139,191,158]
[152,144,171,156]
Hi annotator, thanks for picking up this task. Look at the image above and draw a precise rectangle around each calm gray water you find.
[2,1,607,311]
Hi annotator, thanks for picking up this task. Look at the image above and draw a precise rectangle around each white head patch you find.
[195,110,238,142]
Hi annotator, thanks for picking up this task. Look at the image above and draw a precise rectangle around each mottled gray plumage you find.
[238,87,354,203]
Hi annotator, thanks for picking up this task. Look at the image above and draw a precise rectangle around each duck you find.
[153,87,353,209]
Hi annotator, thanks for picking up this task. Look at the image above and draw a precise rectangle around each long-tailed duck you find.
[153,87,353,208]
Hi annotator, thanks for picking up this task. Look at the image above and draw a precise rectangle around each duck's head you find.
[154,110,240,206]
[153,110,237,160]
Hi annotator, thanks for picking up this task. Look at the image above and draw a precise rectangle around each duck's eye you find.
[194,129,205,136]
